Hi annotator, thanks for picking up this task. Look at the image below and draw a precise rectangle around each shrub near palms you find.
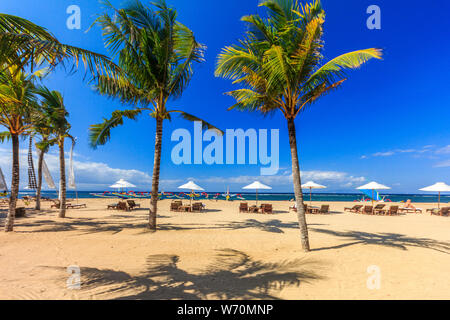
[215,0,382,251]
[89,0,221,231]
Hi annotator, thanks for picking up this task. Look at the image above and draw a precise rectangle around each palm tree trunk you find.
[35,148,44,211]
[287,118,310,252]
[5,134,20,232]
[58,138,66,218]
[149,117,163,231]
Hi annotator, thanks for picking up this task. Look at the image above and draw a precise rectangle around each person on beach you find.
[402,199,416,209]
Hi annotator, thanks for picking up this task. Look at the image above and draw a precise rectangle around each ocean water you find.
[13,191,450,203]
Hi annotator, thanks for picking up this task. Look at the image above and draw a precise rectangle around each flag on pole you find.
[36,149,56,189]
[68,141,76,189]
[0,167,7,191]
[27,136,37,190]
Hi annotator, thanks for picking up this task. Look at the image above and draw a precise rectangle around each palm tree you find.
[215,0,382,251]
[89,0,221,231]
[0,13,121,80]
[0,65,44,231]
[32,106,56,211]
[35,86,73,218]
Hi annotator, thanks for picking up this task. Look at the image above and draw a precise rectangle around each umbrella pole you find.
[310,187,312,206]
[438,191,441,209]
[256,189,258,207]
[372,189,374,207]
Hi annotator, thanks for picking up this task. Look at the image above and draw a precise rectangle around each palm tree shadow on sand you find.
[310,228,450,254]
[50,249,324,300]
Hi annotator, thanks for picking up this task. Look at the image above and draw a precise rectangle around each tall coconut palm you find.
[89,0,221,231]
[34,86,73,218]
[215,0,382,251]
[32,109,55,211]
[0,64,44,231]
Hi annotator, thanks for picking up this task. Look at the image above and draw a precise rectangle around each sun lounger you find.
[362,205,373,215]
[317,205,330,214]
[399,207,422,214]
[384,205,399,216]
[239,202,249,213]
[170,200,183,212]
[107,203,119,210]
[66,203,87,209]
[117,201,130,212]
[373,204,386,215]
[430,207,450,217]
[192,202,203,212]
[50,200,72,209]
[344,205,363,213]
[126,200,141,210]
[261,204,273,214]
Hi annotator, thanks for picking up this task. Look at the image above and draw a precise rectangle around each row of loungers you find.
[289,204,330,214]
[107,200,141,212]
[345,204,399,215]
[170,200,204,212]
[239,203,273,214]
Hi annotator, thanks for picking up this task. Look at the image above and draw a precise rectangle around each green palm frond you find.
[216,0,382,119]
[89,109,143,148]
[89,0,218,149]
[169,110,224,135]
[0,131,11,142]
[0,13,122,79]
[306,48,383,88]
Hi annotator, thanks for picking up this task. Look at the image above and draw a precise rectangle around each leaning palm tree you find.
[89,0,221,231]
[215,0,382,251]
[34,86,73,218]
[0,64,44,231]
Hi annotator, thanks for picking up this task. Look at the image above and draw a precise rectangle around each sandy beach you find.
[0,198,449,300]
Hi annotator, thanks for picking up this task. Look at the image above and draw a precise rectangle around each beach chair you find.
[316,205,330,214]
[15,207,26,218]
[107,203,119,210]
[239,203,249,213]
[362,205,373,215]
[344,205,363,213]
[126,200,141,210]
[192,202,203,212]
[66,203,87,209]
[117,201,130,212]
[373,204,386,215]
[261,204,273,214]
[50,200,72,209]
[431,207,450,217]
[385,206,399,216]
[170,201,182,212]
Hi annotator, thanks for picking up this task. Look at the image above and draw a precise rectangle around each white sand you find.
[0,198,449,300]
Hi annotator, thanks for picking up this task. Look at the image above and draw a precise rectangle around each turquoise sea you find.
[13,191,450,203]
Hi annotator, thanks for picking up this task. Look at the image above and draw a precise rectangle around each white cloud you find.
[195,170,366,188]
[434,160,450,168]
[0,147,153,190]
[436,145,450,155]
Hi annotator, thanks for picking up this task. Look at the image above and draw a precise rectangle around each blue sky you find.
[1,0,450,193]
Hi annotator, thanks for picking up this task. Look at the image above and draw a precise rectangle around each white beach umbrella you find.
[419,182,450,209]
[302,181,327,206]
[178,181,205,206]
[242,181,272,206]
[109,179,136,190]
[357,181,391,206]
